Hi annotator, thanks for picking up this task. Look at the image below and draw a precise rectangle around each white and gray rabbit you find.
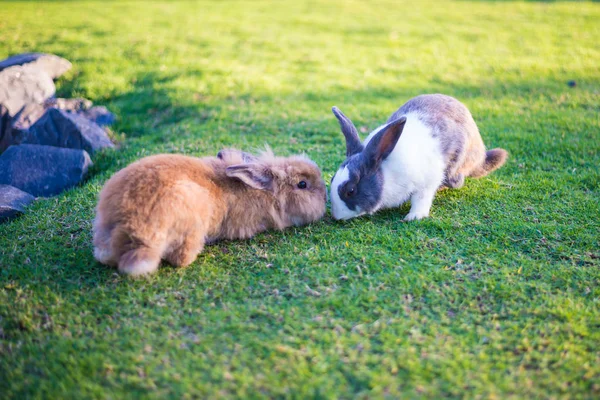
[330,94,508,221]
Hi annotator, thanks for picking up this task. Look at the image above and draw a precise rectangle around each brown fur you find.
[93,149,326,276]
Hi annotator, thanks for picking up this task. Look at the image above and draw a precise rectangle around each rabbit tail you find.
[469,148,508,178]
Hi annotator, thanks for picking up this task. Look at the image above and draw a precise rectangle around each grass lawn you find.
[1,0,599,398]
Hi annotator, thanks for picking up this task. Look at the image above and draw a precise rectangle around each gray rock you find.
[0,144,92,197]
[0,184,35,222]
[83,106,116,126]
[23,108,114,154]
[43,99,116,126]
[44,97,92,112]
[0,53,114,155]
[0,53,72,79]
[0,64,55,116]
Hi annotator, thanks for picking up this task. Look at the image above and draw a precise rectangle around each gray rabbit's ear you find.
[332,106,363,157]
[226,164,274,191]
[362,117,407,172]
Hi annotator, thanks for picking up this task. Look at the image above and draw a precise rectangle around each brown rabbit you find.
[93,148,327,276]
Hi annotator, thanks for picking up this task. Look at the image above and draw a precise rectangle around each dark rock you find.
[0,64,55,116]
[23,108,114,154]
[0,105,11,153]
[0,144,92,197]
[0,103,48,153]
[0,53,45,70]
[567,80,577,88]
[0,184,35,222]
[11,103,47,131]
[83,106,116,126]
[1,103,115,154]
[0,53,71,79]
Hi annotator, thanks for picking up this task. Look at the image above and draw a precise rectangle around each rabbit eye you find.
[297,181,307,189]
[347,187,355,197]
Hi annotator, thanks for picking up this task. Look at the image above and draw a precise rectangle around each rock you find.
[11,103,47,131]
[40,98,117,126]
[0,103,51,153]
[0,53,72,79]
[0,53,114,155]
[0,144,92,197]
[22,108,114,154]
[83,106,116,126]
[0,64,55,116]
[39,99,117,126]
[0,53,45,70]
[0,105,11,153]
[44,97,92,112]
[0,184,35,222]
[1,104,115,154]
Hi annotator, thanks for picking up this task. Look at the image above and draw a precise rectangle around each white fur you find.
[404,187,438,221]
[330,112,445,221]
[370,112,445,220]
[119,260,158,276]
[331,166,362,220]
[93,246,113,265]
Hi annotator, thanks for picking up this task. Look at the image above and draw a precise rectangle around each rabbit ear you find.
[226,164,274,191]
[332,106,363,157]
[362,117,407,171]
[217,149,258,163]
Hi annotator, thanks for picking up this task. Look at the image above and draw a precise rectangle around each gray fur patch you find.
[337,154,383,213]
[387,94,486,185]
[332,106,364,157]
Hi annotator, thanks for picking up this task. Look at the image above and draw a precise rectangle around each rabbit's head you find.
[330,107,407,220]
[225,149,327,227]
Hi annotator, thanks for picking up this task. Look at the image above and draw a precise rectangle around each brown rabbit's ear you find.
[217,149,258,163]
[226,164,274,191]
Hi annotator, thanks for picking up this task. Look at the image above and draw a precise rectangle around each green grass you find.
[1,0,599,398]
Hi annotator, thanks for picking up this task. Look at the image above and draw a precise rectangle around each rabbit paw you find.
[404,188,436,221]
[403,211,429,221]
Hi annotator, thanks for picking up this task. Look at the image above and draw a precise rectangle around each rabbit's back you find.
[389,94,487,182]
[93,155,224,270]
[98,155,219,225]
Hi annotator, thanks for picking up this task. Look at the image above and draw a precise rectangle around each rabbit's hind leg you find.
[118,246,162,276]
[442,173,465,189]
[93,218,118,267]
[165,230,205,268]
